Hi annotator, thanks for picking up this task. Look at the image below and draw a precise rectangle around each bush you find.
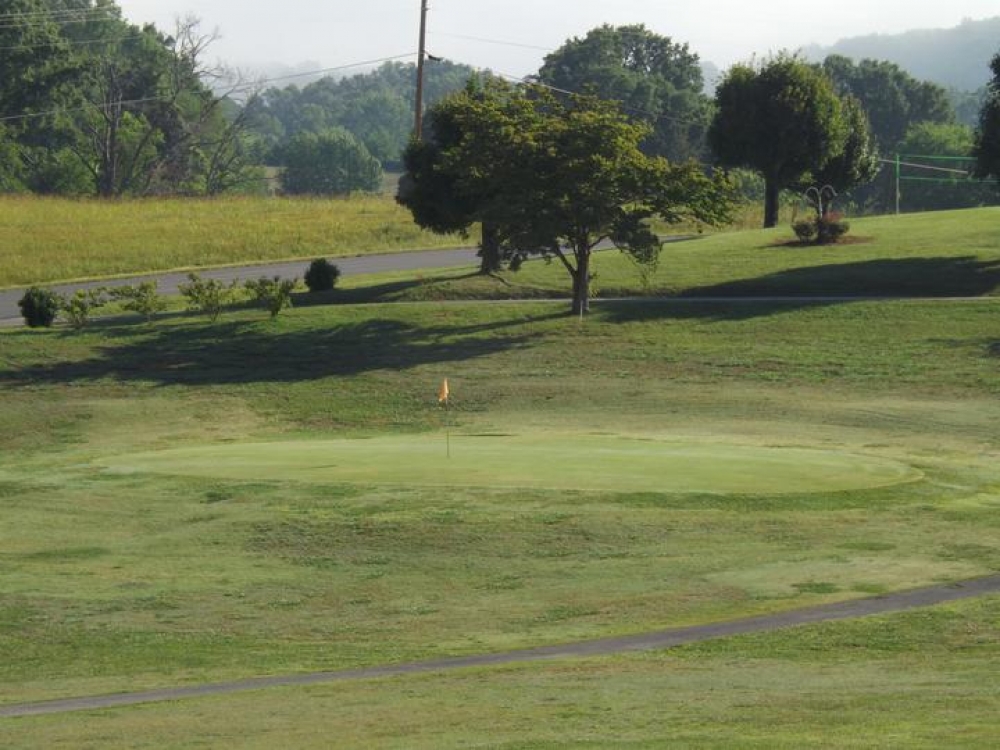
[817,214,850,244]
[245,276,297,318]
[792,214,850,245]
[179,273,239,322]
[792,220,818,243]
[304,259,341,292]
[18,286,60,328]
[60,288,107,329]
[108,282,166,322]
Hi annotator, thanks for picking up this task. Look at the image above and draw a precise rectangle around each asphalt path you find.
[3,574,999,719]
[0,247,482,326]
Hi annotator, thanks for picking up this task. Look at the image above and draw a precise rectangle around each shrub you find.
[179,273,239,322]
[108,282,166,322]
[245,276,297,318]
[18,286,60,328]
[792,220,818,243]
[817,214,850,244]
[792,214,850,245]
[60,288,107,329]
[304,259,341,292]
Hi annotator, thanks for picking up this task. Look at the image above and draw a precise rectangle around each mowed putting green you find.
[97,433,921,494]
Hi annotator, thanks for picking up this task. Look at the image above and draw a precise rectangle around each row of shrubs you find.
[17,258,340,329]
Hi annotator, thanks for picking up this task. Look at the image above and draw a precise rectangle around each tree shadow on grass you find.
[681,256,1000,299]
[605,256,1000,324]
[1,312,556,387]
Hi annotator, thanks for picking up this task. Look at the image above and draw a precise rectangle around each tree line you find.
[0,0,259,197]
[2,7,999,209]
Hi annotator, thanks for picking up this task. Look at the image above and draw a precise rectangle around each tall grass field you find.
[0,203,998,747]
[0,194,466,288]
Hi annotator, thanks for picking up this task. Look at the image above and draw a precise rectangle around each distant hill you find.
[801,16,1000,92]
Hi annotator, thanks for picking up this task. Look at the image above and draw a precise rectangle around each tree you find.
[397,84,502,273]
[278,128,382,195]
[538,24,712,162]
[709,56,848,227]
[247,60,475,169]
[797,96,880,210]
[0,3,257,197]
[822,56,954,153]
[398,79,733,315]
[973,53,1000,188]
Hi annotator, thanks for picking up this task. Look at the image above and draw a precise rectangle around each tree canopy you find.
[709,56,851,227]
[973,53,1000,188]
[398,79,733,315]
[278,128,382,195]
[537,24,712,162]
[799,96,880,203]
[821,55,954,152]
[0,1,257,197]
[246,60,475,169]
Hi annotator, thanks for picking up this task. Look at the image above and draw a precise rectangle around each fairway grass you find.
[97,433,922,494]
[1,256,998,744]
[7,595,1000,748]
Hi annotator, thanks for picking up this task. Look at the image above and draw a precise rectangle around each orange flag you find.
[437,378,450,405]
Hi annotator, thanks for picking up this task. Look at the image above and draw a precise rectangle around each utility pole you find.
[414,0,429,140]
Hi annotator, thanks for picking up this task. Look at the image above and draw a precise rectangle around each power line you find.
[429,31,551,52]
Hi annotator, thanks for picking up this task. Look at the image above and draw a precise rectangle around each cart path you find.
[3,574,999,719]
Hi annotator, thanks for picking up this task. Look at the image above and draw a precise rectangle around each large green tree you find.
[538,24,712,162]
[973,53,1000,188]
[247,60,475,169]
[399,79,733,314]
[709,56,848,227]
[0,2,257,197]
[278,128,382,195]
[797,96,880,211]
[822,56,954,152]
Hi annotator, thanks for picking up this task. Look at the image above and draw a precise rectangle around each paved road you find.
[0,247,482,326]
[3,574,999,719]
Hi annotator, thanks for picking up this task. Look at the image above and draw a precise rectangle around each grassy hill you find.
[335,207,1000,303]
[1,207,998,746]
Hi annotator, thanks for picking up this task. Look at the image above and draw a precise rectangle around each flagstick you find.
[445,399,451,459]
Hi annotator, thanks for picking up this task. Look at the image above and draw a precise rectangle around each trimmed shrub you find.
[245,276,297,318]
[18,286,60,328]
[108,282,166,322]
[792,214,850,245]
[304,259,341,292]
[179,273,239,322]
[61,288,108,329]
[817,214,850,244]
[792,220,818,243]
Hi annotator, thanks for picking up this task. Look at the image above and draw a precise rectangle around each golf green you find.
[97,434,921,494]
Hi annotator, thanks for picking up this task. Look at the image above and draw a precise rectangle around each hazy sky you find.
[116,0,999,80]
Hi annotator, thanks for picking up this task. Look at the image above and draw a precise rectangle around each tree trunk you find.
[763,177,780,228]
[571,247,591,316]
[478,222,502,274]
